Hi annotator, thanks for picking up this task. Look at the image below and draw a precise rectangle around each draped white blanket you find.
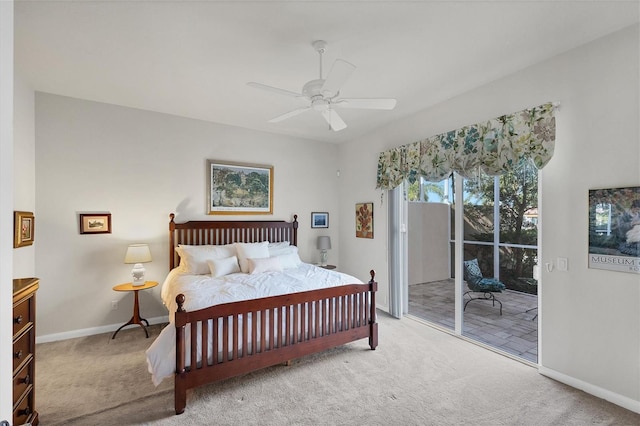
[146,264,363,386]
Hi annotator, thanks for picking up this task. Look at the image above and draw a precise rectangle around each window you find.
[407,176,451,203]
[463,159,539,293]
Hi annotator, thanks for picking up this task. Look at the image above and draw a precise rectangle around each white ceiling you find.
[14,1,639,144]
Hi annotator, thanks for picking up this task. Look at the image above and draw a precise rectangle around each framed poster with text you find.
[588,186,640,274]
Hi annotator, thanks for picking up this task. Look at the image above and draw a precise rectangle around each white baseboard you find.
[35,315,169,344]
[539,366,640,414]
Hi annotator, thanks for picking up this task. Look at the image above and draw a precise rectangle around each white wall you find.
[0,1,14,421]
[338,24,639,409]
[13,71,36,277]
[336,143,392,310]
[408,202,450,285]
[34,93,340,338]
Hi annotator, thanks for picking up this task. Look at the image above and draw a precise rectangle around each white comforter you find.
[146,263,363,386]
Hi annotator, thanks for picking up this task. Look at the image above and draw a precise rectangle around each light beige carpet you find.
[36,313,639,425]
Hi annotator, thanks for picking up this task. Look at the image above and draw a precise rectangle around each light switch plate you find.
[557,257,568,271]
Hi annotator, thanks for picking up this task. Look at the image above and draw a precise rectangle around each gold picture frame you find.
[207,160,274,215]
[356,202,374,239]
[14,211,35,248]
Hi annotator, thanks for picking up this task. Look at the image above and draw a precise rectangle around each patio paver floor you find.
[408,279,538,363]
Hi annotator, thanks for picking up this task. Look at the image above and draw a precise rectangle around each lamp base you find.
[131,263,146,286]
[320,250,328,267]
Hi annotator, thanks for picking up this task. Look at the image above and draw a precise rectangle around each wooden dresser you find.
[13,277,39,426]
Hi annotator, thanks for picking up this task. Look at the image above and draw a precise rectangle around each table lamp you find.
[124,243,152,286]
[317,236,331,266]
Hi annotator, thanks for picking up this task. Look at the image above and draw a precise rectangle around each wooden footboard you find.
[174,271,378,415]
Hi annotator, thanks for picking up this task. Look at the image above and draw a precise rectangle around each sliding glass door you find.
[405,160,539,363]
[461,160,538,362]
[406,177,455,330]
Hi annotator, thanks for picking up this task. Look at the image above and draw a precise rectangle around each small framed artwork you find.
[356,202,374,239]
[14,211,35,248]
[79,213,112,234]
[311,212,329,228]
[208,159,274,215]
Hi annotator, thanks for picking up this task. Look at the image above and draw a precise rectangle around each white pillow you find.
[277,253,302,269]
[235,242,270,273]
[268,241,290,250]
[175,244,237,274]
[268,245,298,257]
[248,256,283,274]
[207,256,241,278]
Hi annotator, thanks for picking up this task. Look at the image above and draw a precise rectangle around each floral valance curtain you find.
[376,102,556,190]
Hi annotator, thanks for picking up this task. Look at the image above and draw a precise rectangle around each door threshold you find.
[405,314,539,369]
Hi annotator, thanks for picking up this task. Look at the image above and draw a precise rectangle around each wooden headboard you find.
[168,213,299,270]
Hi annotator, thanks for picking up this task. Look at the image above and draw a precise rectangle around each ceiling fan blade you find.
[321,59,356,97]
[334,98,397,110]
[268,106,311,123]
[321,109,347,132]
[247,82,302,98]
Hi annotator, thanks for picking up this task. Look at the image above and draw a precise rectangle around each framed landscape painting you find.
[588,186,640,274]
[208,160,273,215]
[311,212,329,228]
[79,213,112,234]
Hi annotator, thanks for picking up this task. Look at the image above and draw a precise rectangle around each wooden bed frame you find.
[168,213,378,414]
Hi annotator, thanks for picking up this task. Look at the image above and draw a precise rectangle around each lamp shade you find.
[124,244,152,264]
[317,236,331,250]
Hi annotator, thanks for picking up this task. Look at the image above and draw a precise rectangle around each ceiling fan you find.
[247,40,397,132]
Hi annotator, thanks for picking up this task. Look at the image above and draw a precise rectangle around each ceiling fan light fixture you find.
[302,79,325,98]
[311,98,330,112]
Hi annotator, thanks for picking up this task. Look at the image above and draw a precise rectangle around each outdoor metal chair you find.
[463,258,506,315]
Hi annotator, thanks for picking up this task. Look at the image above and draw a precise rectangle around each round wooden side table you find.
[319,264,336,270]
[111,281,158,339]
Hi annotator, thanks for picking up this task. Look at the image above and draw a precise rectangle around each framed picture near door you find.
[355,202,373,239]
[588,186,640,274]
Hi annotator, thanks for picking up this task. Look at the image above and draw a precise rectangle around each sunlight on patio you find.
[408,279,538,363]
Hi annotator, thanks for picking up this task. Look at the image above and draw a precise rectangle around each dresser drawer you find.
[13,388,35,426]
[13,297,32,337]
[13,360,34,406]
[13,277,39,425]
[13,328,34,373]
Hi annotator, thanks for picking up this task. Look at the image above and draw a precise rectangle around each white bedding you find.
[146,263,363,386]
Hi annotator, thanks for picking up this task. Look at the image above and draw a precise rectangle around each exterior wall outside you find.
[338,24,639,408]
[34,93,340,338]
[408,202,450,285]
